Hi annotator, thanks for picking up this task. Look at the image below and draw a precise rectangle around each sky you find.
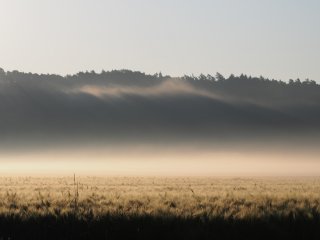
[0,0,319,80]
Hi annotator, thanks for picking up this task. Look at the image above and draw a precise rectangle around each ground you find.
[0,176,320,239]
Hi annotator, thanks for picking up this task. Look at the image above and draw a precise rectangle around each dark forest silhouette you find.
[0,68,319,148]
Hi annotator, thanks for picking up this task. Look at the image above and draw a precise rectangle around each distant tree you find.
[0,68,5,79]
[303,78,310,85]
[310,80,317,85]
[198,74,207,81]
[228,74,235,80]
[303,78,317,85]
[239,74,248,80]
[215,72,225,82]
[206,74,215,81]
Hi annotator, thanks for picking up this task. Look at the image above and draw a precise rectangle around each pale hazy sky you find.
[0,0,319,81]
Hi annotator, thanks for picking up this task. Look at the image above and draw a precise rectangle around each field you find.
[0,176,320,239]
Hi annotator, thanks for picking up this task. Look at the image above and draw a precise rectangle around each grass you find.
[0,176,320,239]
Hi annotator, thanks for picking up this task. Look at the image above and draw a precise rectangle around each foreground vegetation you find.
[0,177,320,239]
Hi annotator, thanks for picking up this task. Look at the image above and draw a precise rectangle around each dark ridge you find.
[0,68,319,149]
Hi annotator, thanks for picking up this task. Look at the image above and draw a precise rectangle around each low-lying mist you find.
[2,142,320,177]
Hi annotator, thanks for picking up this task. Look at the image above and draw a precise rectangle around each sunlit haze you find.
[0,143,319,176]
